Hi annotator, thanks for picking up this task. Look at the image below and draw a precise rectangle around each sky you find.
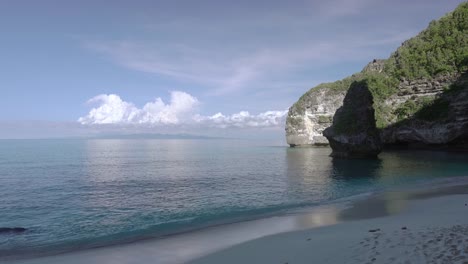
[0,0,465,139]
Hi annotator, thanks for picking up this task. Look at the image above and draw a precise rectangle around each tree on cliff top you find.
[385,2,468,80]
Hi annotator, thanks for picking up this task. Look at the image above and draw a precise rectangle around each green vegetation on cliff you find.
[384,2,468,80]
[363,2,467,128]
[295,74,359,105]
[394,96,450,122]
[364,74,399,128]
[289,2,468,145]
[415,98,450,121]
[327,73,398,131]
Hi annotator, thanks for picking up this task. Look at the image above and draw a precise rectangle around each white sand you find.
[190,194,468,264]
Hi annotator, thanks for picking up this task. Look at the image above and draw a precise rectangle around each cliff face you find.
[323,81,383,157]
[382,73,468,146]
[286,2,468,151]
[285,60,386,147]
[285,87,345,146]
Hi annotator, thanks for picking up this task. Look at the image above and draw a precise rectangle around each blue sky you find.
[0,0,465,138]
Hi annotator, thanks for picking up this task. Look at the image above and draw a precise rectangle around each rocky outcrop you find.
[286,2,468,152]
[285,59,387,147]
[362,59,385,74]
[323,81,383,158]
[287,71,467,150]
[381,73,461,125]
[285,87,345,146]
[382,73,468,146]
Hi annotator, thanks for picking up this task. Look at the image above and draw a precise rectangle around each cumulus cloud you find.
[78,94,139,124]
[78,91,199,125]
[79,92,287,128]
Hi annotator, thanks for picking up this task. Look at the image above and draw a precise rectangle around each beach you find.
[5,179,468,264]
[191,182,468,264]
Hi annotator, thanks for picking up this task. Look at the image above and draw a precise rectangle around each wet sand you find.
[191,182,468,264]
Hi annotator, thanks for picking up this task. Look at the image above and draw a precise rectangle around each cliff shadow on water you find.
[330,158,382,180]
[285,147,382,182]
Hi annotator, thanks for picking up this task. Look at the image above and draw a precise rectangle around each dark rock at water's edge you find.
[324,81,383,158]
[0,227,27,234]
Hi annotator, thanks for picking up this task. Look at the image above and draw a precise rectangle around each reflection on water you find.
[294,206,341,227]
[285,147,468,223]
[339,181,468,222]
[330,158,382,179]
[2,140,468,262]
[284,147,334,202]
[285,147,333,183]
[338,191,410,221]
[286,146,468,194]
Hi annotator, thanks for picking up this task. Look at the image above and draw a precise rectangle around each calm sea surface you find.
[1,139,468,258]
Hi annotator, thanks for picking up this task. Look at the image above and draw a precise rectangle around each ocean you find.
[1,139,468,259]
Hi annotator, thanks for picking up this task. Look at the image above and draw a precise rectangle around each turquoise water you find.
[1,139,468,259]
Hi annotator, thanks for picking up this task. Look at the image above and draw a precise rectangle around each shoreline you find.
[5,176,468,264]
[2,201,353,264]
[191,179,468,264]
[1,190,368,262]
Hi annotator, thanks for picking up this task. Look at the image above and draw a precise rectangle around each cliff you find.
[286,2,468,153]
[285,60,385,146]
[285,85,345,146]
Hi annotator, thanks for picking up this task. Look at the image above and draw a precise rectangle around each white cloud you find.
[79,91,199,125]
[194,110,288,128]
[139,91,199,124]
[79,92,287,128]
[78,94,139,124]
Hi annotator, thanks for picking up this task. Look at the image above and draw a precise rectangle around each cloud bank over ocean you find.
[79,91,287,128]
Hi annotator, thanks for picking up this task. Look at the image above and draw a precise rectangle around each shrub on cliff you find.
[385,2,468,80]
